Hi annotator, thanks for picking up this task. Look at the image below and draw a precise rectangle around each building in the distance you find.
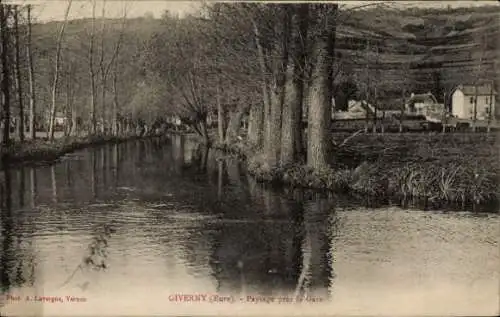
[405,92,439,115]
[450,83,497,120]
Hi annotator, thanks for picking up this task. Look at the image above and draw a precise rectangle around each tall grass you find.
[244,133,499,211]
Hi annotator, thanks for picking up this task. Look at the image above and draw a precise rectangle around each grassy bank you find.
[1,134,160,168]
[216,133,500,211]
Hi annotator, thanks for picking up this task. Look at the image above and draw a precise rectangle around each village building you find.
[406,92,438,115]
[450,83,497,120]
[405,92,444,122]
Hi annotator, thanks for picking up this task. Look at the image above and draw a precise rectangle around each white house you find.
[451,83,497,120]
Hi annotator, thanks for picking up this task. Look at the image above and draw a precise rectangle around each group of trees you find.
[0,3,34,145]
[0,0,135,147]
[1,1,497,168]
[0,0,396,171]
[143,3,348,170]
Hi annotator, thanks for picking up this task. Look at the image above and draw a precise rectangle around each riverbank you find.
[0,134,163,168]
[214,132,500,211]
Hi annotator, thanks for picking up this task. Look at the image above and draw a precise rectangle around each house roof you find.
[454,84,497,96]
[407,92,438,105]
[348,100,374,113]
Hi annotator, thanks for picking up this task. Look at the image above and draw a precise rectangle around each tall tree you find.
[98,0,107,134]
[281,4,309,165]
[110,5,128,136]
[372,44,380,133]
[472,33,488,132]
[48,0,72,141]
[306,4,338,170]
[266,5,291,167]
[307,4,338,169]
[1,4,11,146]
[26,4,36,140]
[252,16,271,149]
[13,6,24,141]
[88,0,97,135]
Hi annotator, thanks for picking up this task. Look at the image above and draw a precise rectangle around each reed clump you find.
[241,133,499,209]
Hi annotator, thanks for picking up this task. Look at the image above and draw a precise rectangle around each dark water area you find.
[0,135,498,316]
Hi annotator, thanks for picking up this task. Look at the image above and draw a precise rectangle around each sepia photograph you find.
[0,0,498,316]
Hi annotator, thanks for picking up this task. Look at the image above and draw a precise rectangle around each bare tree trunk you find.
[280,69,296,165]
[294,4,308,161]
[400,89,405,133]
[26,5,36,140]
[252,19,272,154]
[111,64,119,136]
[247,101,263,147]
[99,1,107,135]
[381,110,385,134]
[363,39,370,134]
[194,119,210,146]
[64,75,71,137]
[216,79,224,144]
[48,0,72,141]
[70,104,77,136]
[372,87,378,133]
[225,102,251,144]
[1,4,11,146]
[103,3,127,137]
[267,7,291,167]
[372,46,380,134]
[364,105,369,133]
[472,34,486,133]
[100,80,106,134]
[472,85,478,132]
[441,91,446,133]
[487,81,493,133]
[281,4,309,165]
[89,0,97,135]
[13,7,24,142]
[307,4,337,170]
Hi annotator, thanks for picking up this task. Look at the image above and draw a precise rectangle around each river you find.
[0,135,498,316]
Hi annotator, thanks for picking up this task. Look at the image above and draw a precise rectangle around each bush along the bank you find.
[224,136,499,210]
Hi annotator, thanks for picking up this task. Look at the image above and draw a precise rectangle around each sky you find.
[4,0,499,23]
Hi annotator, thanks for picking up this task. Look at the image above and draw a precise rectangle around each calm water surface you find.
[0,135,498,316]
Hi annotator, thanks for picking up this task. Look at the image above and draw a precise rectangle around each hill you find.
[29,4,500,112]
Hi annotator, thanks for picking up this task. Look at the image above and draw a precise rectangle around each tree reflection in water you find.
[158,136,338,301]
[295,193,337,301]
[206,158,336,301]
[0,165,36,296]
[30,168,37,209]
[0,137,337,306]
[0,167,14,294]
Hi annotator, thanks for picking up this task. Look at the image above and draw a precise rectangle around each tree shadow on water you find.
[0,166,36,297]
[207,185,338,302]
[0,168,15,294]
